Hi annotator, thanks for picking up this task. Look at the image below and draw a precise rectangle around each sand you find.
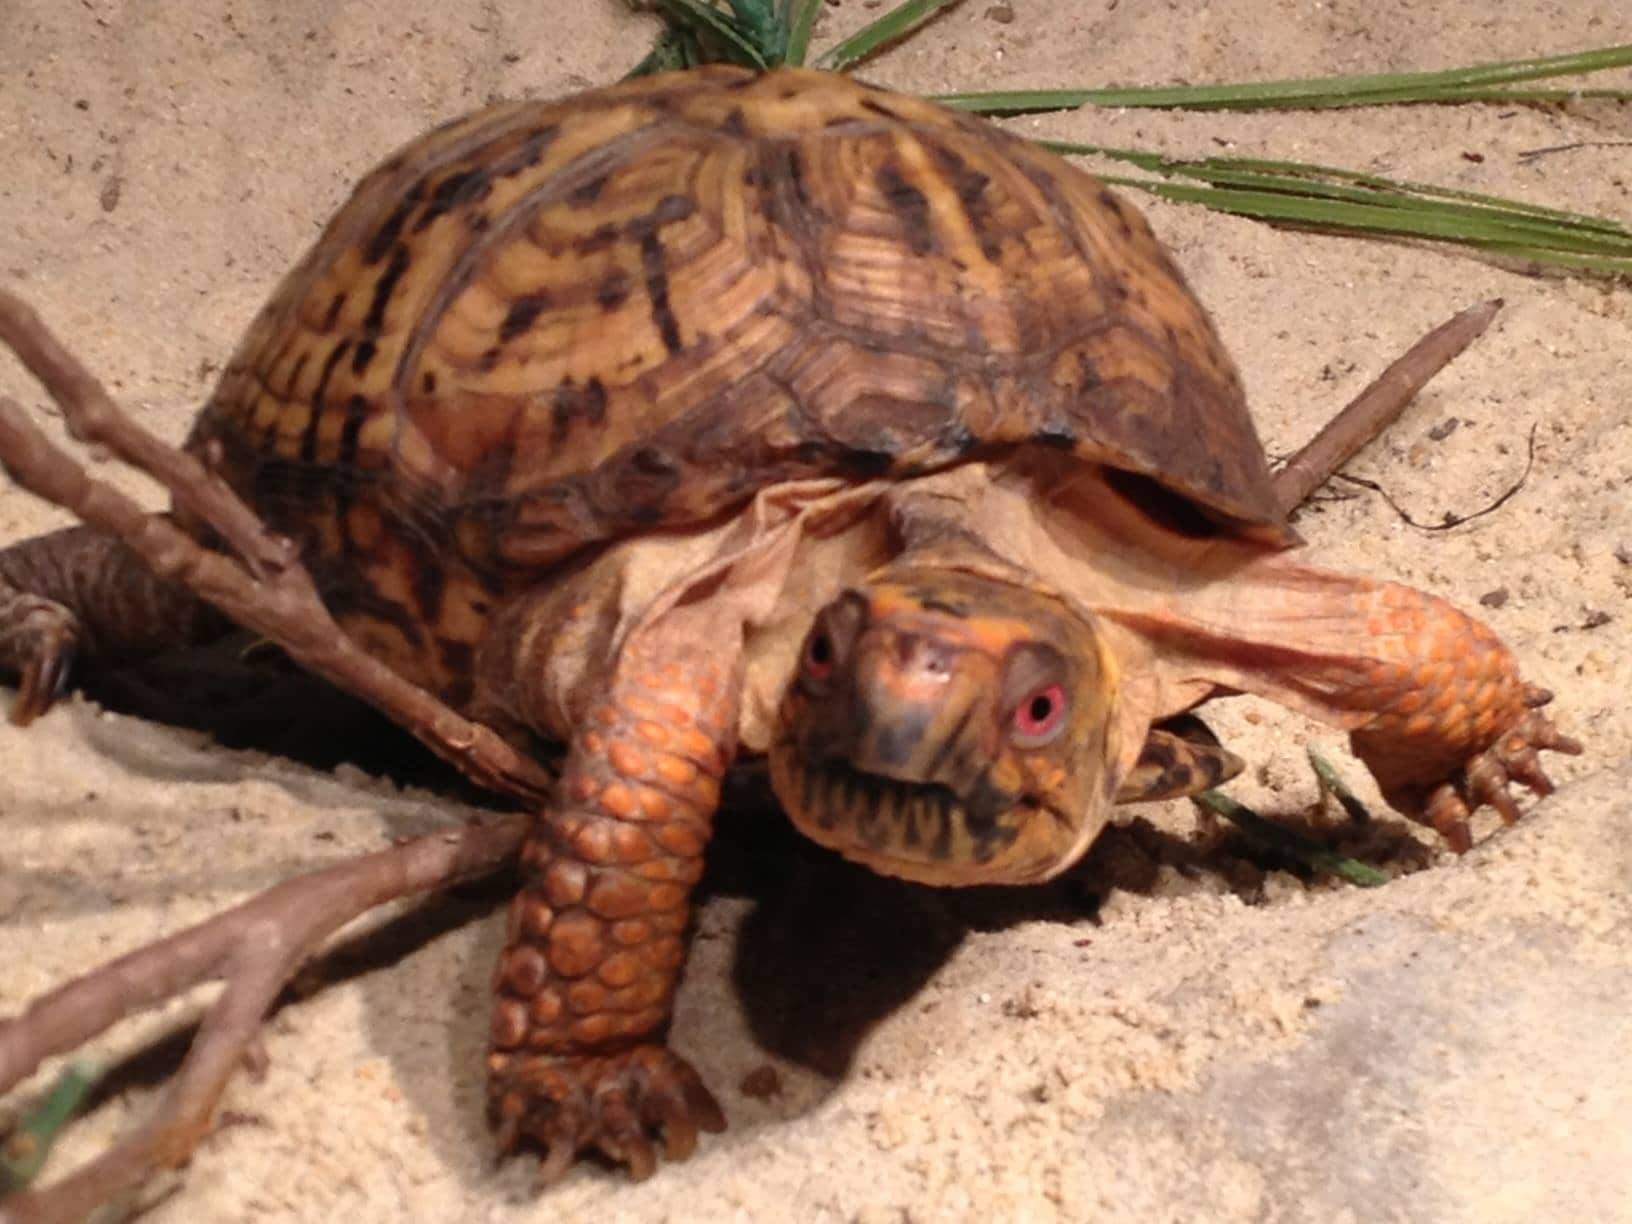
[2,1,1629,1220]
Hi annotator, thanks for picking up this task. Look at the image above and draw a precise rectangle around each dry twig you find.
[0,818,526,1224]
[1272,298,1502,513]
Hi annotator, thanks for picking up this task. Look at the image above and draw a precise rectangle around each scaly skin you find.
[486,626,735,1182]
[0,524,221,723]
[1340,582,1582,849]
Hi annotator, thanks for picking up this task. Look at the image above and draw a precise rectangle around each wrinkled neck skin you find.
[475,452,1358,886]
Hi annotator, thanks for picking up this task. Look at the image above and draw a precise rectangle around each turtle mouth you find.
[772,751,1032,881]
[802,759,970,857]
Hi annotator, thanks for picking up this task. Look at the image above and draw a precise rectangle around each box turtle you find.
[0,65,1579,1182]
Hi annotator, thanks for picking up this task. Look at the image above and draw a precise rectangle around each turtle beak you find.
[836,624,995,794]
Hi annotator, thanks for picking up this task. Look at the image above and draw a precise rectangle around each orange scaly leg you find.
[1340,584,1582,850]
[486,617,737,1183]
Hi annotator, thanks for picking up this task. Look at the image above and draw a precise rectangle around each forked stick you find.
[0,293,551,807]
[0,818,525,1224]
[0,293,1499,1221]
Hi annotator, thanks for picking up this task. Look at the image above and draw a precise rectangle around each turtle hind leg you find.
[1115,713,1244,804]
[0,523,223,724]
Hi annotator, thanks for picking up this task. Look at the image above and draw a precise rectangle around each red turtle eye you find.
[803,629,835,681]
[1011,683,1067,747]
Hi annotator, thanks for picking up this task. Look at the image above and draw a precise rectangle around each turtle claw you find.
[1423,709,1583,852]
[2,596,80,725]
[490,1045,725,1185]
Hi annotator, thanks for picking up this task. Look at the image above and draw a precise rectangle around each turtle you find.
[0,65,1580,1183]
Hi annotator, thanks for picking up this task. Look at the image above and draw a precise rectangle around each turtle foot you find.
[488,1044,726,1185]
[0,593,79,724]
[1422,690,1583,852]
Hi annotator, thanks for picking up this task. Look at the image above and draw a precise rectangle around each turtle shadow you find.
[712,786,1431,1084]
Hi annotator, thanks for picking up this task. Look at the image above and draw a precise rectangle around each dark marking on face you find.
[414,168,494,233]
[931,801,954,860]
[867,705,933,772]
[551,376,608,444]
[499,291,551,343]
[322,292,346,331]
[960,775,1021,863]
[478,346,501,373]
[874,162,935,255]
[720,107,748,137]
[1103,467,1228,539]
[420,370,438,395]
[923,701,974,780]
[860,97,902,120]
[639,232,683,355]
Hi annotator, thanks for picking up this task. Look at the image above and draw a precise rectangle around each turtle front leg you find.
[1150,570,1582,851]
[1337,587,1581,850]
[487,610,736,1182]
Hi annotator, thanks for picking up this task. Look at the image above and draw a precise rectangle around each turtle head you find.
[769,565,1117,885]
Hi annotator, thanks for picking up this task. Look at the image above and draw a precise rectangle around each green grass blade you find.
[814,0,964,73]
[0,1062,100,1193]
[626,25,703,78]
[935,43,1632,113]
[651,0,769,69]
[1195,791,1390,887]
[1034,140,1632,279]
[1105,178,1632,277]
[726,0,787,63]
[782,0,821,66]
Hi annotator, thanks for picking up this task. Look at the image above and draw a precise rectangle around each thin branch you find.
[0,294,552,807]
[0,815,526,1224]
[1272,299,1503,513]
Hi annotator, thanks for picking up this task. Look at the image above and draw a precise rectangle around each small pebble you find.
[1479,587,1509,608]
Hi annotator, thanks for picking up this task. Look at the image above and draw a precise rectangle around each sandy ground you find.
[2,2,1630,1220]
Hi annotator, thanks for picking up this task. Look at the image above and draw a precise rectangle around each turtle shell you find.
[188,65,1288,699]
